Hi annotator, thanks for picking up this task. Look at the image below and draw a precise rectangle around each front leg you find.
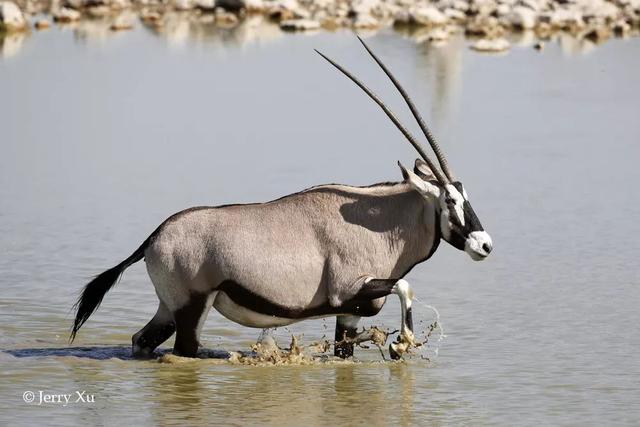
[334,315,360,358]
[388,279,415,360]
[332,278,415,360]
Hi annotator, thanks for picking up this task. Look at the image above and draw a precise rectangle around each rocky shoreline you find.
[1,0,639,52]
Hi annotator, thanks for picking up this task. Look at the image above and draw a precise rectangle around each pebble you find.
[173,0,193,11]
[215,8,239,26]
[353,13,379,29]
[53,7,82,22]
[0,1,27,32]
[279,18,320,31]
[34,18,50,29]
[110,14,134,30]
[509,6,537,29]
[410,6,447,26]
[470,37,511,51]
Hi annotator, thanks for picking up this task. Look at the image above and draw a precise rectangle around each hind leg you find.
[132,301,176,359]
[172,291,216,357]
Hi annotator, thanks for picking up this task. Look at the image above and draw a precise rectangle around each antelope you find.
[70,37,493,360]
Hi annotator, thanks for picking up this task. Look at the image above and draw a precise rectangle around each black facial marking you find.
[452,182,464,194]
[443,182,485,249]
[463,200,484,232]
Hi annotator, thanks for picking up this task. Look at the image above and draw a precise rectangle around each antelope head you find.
[317,37,493,261]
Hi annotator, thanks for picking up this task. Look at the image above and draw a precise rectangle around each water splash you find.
[411,297,446,361]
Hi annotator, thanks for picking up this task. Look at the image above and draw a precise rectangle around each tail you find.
[70,236,152,342]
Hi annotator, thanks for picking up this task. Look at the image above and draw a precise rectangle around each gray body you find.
[146,182,438,326]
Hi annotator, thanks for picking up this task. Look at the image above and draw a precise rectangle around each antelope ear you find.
[398,161,441,198]
[414,158,438,181]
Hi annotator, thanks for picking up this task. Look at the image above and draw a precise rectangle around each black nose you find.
[482,242,492,254]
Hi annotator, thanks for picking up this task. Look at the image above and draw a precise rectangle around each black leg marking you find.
[173,292,208,358]
[132,319,176,359]
[334,318,358,359]
[405,306,413,331]
[352,279,397,300]
[132,303,176,359]
[218,279,394,319]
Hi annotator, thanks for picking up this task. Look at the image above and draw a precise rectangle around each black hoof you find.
[389,343,401,360]
[334,343,354,359]
[132,345,155,359]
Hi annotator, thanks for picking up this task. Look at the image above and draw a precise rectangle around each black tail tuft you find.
[70,239,150,342]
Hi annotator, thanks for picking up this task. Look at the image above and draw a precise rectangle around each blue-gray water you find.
[1,20,639,426]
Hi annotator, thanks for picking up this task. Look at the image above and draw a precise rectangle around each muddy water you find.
[2,21,640,426]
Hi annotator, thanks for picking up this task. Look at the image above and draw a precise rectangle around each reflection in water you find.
[0,31,28,58]
[141,362,420,426]
[145,14,283,48]
[1,13,631,59]
[416,34,465,135]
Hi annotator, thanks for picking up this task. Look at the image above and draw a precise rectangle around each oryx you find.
[70,37,492,360]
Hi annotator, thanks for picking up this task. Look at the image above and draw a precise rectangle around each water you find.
[2,20,640,425]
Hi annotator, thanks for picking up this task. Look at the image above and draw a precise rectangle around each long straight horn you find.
[314,49,447,185]
[357,36,454,182]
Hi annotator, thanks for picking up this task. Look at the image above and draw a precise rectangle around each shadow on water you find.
[3,346,235,360]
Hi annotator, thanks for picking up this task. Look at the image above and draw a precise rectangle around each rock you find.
[196,0,215,10]
[521,0,544,12]
[535,21,553,37]
[509,5,537,29]
[466,15,505,37]
[534,40,545,49]
[140,10,162,23]
[110,14,133,30]
[496,3,511,16]
[411,6,447,26]
[244,0,263,11]
[215,8,239,26]
[86,5,111,17]
[279,18,320,30]
[470,37,511,51]
[549,8,584,29]
[215,0,245,12]
[612,19,631,36]
[444,8,466,21]
[583,25,610,41]
[34,18,50,29]
[173,0,193,11]
[0,1,27,32]
[393,9,411,24]
[53,7,81,22]
[351,0,380,16]
[353,13,379,28]
[426,27,450,40]
[110,0,130,9]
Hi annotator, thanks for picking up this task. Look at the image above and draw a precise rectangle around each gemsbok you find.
[71,37,493,360]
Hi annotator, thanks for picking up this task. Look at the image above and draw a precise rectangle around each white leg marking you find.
[392,279,414,338]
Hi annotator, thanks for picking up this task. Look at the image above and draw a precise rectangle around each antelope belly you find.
[213,292,298,328]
